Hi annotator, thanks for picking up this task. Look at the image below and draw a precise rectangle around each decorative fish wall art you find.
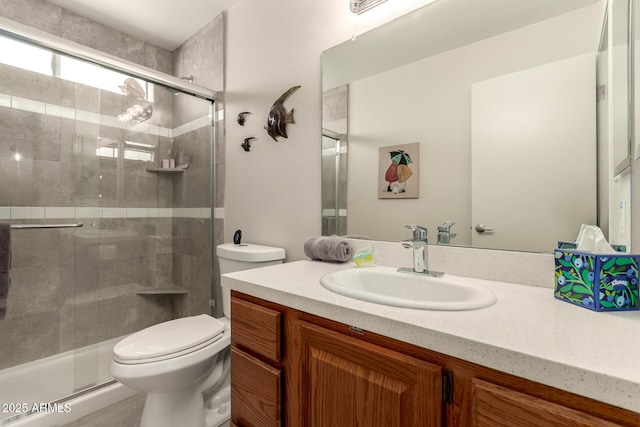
[241,137,255,152]
[237,112,251,126]
[265,85,301,141]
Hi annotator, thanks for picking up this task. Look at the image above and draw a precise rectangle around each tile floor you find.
[61,393,231,427]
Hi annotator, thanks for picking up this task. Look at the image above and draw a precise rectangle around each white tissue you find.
[574,224,617,254]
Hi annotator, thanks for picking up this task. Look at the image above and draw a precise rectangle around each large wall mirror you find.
[322,0,634,253]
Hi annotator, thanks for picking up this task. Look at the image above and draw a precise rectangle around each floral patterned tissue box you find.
[554,250,639,311]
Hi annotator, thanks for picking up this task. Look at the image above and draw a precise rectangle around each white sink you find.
[320,266,497,311]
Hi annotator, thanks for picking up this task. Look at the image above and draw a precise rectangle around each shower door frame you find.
[0,17,216,102]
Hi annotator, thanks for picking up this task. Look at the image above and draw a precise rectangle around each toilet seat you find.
[113,315,226,365]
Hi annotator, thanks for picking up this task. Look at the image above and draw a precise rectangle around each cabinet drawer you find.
[471,379,623,427]
[231,297,282,362]
[231,347,282,427]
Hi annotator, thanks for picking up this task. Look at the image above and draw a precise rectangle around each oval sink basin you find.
[320,266,497,311]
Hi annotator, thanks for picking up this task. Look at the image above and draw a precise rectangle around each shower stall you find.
[0,17,216,425]
[321,131,347,236]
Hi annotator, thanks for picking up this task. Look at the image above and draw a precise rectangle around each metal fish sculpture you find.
[265,85,301,141]
[241,137,255,152]
[237,111,251,126]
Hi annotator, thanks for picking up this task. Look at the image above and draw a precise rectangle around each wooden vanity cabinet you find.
[230,291,640,427]
[289,319,442,426]
[230,297,283,427]
[231,347,281,426]
[471,379,624,427]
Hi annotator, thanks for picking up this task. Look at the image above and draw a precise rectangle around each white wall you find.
[471,53,596,252]
[224,0,440,260]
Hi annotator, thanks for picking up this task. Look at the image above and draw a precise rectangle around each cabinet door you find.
[471,379,624,427]
[292,320,442,427]
[231,347,282,427]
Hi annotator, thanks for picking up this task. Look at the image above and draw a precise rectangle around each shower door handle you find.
[10,223,84,230]
[474,224,494,233]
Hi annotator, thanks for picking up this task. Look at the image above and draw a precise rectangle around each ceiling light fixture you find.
[350,0,389,14]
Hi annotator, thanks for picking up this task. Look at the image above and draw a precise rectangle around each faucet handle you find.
[404,224,427,240]
[437,221,455,232]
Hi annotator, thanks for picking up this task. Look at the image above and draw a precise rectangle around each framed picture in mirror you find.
[379,142,420,199]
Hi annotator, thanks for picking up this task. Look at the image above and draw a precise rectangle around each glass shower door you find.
[0,31,215,423]
[0,35,103,420]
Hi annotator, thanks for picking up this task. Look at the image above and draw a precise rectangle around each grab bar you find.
[10,223,83,229]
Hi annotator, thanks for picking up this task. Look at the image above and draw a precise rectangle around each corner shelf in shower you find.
[63,282,187,306]
[136,284,189,295]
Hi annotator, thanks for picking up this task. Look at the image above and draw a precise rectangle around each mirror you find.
[322,0,633,253]
[611,0,632,177]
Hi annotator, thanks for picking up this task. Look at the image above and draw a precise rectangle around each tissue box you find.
[557,241,627,252]
[554,249,639,311]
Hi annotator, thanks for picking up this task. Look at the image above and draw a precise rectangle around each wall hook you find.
[237,112,251,126]
[241,137,256,152]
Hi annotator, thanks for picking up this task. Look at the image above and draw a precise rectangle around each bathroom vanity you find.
[222,261,640,426]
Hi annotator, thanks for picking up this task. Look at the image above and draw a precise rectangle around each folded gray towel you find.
[304,236,352,263]
[0,223,11,319]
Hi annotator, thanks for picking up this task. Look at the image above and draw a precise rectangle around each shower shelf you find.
[144,168,186,173]
[136,284,188,295]
[63,283,187,305]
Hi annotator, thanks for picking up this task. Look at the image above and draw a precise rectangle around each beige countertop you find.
[221,259,640,413]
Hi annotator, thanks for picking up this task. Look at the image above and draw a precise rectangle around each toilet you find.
[109,242,285,427]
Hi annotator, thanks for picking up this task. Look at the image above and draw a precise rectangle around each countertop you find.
[221,260,640,413]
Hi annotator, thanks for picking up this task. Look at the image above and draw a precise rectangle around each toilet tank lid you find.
[216,243,286,262]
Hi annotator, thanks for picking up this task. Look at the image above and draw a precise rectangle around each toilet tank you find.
[216,243,285,317]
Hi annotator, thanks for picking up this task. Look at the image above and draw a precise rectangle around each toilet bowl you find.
[109,242,285,427]
[110,316,230,427]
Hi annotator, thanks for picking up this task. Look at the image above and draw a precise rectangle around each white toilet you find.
[109,242,285,427]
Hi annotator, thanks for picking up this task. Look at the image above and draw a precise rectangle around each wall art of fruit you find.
[378,142,420,199]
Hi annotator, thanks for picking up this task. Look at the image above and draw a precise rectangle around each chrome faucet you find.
[400,224,444,277]
[437,221,455,245]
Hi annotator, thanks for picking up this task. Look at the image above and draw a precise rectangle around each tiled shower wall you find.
[0,63,180,369]
[0,1,225,368]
